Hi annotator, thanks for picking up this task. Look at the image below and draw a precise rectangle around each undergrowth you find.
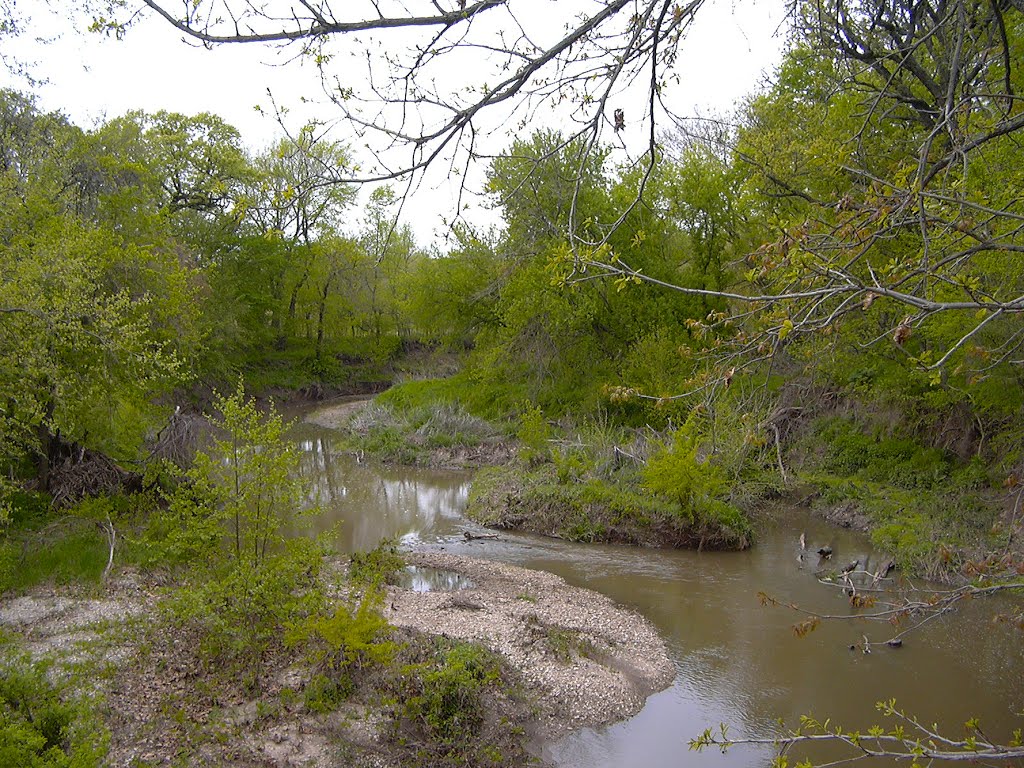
[469,461,751,550]
[387,636,530,768]
[798,416,1005,578]
[0,493,150,594]
[342,392,501,465]
[0,646,108,768]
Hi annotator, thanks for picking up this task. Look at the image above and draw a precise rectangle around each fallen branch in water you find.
[463,530,500,541]
[760,579,1024,649]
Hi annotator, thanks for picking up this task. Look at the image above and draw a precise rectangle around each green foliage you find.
[515,403,550,466]
[0,494,148,593]
[157,386,325,683]
[167,540,324,685]
[814,418,951,489]
[179,384,307,568]
[0,650,107,767]
[640,421,749,538]
[348,539,405,588]
[468,462,751,549]
[302,673,353,714]
[395,641,501,753]
[533,621,593,664]
[0,528,107,594]
[288,588,398,677]
[378,374,526,423]
[345,389,501,464]
[807,471,1001,578]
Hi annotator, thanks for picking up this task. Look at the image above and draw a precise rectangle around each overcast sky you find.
[1,1,789,246]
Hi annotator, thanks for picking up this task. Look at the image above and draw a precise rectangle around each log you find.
[463,531,500,541]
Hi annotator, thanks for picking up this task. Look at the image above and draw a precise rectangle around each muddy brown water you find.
[290,413,1024,767]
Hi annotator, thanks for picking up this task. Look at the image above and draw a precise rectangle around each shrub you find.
[814,417,950,489]
[169,543,324,687]
[288,588,398,690]
[349,539,404,588]
[398,642,500,743]
[0,650,107,768]
[157,385,326,686]
[640,423,748,538]
[516,403,550,466]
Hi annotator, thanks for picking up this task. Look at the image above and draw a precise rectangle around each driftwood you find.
[147,407,204,468]
[463,530,500,541]
[48,447,142,508]
[612,446,642,468]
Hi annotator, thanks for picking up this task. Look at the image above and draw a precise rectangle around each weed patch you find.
[468,463,751,550]
[349,539,405,587]
[341,393,505,466]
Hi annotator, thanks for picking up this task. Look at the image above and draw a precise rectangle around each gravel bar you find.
[386,551,675,739]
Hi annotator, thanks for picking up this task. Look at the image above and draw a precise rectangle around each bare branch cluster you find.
[133,0,706,213]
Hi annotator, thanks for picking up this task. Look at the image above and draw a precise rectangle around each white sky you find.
[2,0,789,246]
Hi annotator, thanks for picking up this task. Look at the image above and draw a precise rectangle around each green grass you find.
[468,463,752,550]
[378,374,526,422]
[0,493,154,594]
[342,393,502,464]
[797,416,1005,578]
[0,526,110,593]
[815,416,952,489]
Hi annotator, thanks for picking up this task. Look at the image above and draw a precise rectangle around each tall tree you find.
[582,2,1024,403]
[0,92,197,494]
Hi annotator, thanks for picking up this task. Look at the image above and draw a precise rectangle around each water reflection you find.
[291,421,471,552]
[398,565,475,593]
[289,409,1024,768]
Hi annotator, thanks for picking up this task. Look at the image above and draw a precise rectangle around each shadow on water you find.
[290,412,1024,768]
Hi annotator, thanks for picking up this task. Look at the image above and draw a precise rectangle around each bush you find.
[349,539,404,588]
[396,642,500,744]
[814,417,950,489]
[515,403,550,466]
[169,544,325,687]
[468,463,751,549]
[156,385,327,687]
[0,650,107,768]
[287,588,399,712]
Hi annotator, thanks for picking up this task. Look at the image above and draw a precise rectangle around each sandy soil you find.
[301,397,373,430]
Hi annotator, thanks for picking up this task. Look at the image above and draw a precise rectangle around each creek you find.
[290,410,1023,767]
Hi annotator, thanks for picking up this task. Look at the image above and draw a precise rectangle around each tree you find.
[0,92,197,496]
[575,1,1024,408]
[235,127,356,347]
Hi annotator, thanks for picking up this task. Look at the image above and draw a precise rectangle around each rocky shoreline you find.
[388,552,675,740]
[0,553,674,766]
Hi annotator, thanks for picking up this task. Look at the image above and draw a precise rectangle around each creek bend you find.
[290,411,1024,768]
